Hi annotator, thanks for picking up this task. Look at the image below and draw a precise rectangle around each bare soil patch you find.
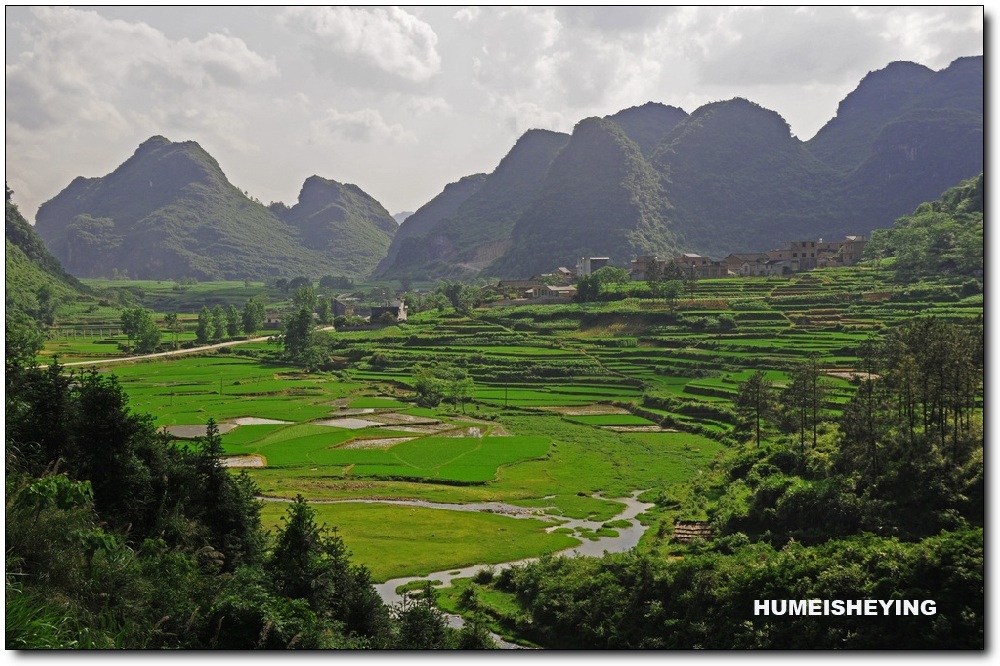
[164,424,238,438]
[330,408,377,415]
[389,424,456,434]
[232,417,291,425]
[340,437,416,450]
[314,418,383,429]
[222,454,265,468]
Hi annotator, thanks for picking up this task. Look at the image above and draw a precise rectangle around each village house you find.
[723,252,770,277]
[496,279,546,299]
[369,300,407,323]
[576,256,610,277]
[767,235,868,272]
[542,284,578,299]
[624,235,867,283]
[671,253,728,279]
[629,255,663,281]
[839,235,867,265]
[263,312,283,330]
[331,296,357,318]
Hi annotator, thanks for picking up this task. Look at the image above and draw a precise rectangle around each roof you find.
[727,252,769,261]
[672,520,713,543]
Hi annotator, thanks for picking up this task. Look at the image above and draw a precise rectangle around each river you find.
[262,490,654,648]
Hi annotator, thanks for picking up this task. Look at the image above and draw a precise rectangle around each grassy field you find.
[258,501,579,581]
[42,269,980,582]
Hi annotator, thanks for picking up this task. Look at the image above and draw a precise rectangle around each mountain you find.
[268,175,397,278]
[34,136,394,280]
[605,102,689,156]
[374,173,488,276]
[806,56,983,172]
[650,98,840,255]
[392,56,981,279]
[6,196,89,357]
[486,117,676,278]
[377,128,570,280]
[392,211,413,225]
[6,198,86,299]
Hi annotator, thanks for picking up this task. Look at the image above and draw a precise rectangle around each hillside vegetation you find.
[867,173,983,281]
[34,137,395,281]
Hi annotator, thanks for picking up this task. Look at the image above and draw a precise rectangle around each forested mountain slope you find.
[377,129,570,280]
[34,137,394,280]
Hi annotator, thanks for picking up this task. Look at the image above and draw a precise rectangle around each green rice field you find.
[42,268,979,582]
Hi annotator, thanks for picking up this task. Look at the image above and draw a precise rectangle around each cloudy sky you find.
[5,5,984,222]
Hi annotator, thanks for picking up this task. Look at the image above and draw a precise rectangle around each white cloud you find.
[453,7,480,23]
[281,6,440,82]
[464,7,670,128]
[404,96,453,116]
[311,108,415,145]
[5,7,277,135]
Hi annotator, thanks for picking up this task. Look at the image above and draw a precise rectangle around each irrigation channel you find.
[262,491,654,648]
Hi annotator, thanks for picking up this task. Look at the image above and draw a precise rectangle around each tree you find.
[288,276,311,291]
[268,496,389,639]
[241,297,266,335]
[211,305,225,342]
[392,591,450,649]
[196,306,211,344]
[193,420,266,570]
[6,310,45,367]
[412,365,445,407]
[119,307,143,352]
[163,312,184,349]
[292,286,317,311]
[316,299,332,325]
[35,285,58,326]
[782,354,828,454]
[281,306,315,361]
[591,266,630,286]
[661,280,684,310]
[444,366,475,413]
[574,274,601,302]
[120,307,160,353]
[734,370,775,446]
[225,305,241,338]
[319,275,353,291]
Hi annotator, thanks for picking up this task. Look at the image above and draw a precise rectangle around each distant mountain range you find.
[29,56,981,282]
[33,137,396,280]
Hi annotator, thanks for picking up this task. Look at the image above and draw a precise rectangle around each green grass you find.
[565,414,657,426]
[259,501,580,582]
[229,432,550,483]
[50,268,982,593]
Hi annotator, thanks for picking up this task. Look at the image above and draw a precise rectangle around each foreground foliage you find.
[5,361,495,650]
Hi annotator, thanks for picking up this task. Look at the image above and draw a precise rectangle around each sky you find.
[5,4,984,223]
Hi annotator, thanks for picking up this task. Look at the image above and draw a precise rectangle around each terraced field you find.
[73,267,981,582]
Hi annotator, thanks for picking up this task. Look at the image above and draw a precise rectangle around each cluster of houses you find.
[491,235,868,301]
[632,235,868,280]
[263,235,868,321]
[264,297,407,330]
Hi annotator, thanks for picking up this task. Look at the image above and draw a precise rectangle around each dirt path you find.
[41,326,335,369]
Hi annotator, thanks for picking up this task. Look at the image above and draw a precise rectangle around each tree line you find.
[479,316,983,648]
[5,357,496,649]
